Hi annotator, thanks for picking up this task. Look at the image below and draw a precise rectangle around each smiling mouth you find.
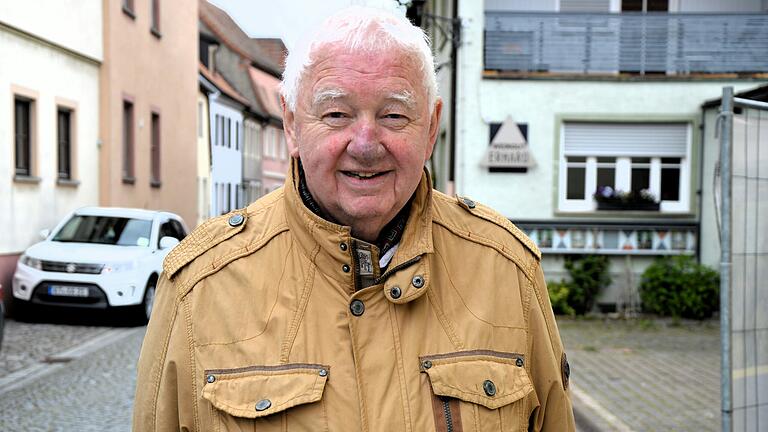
[342,171,388,179]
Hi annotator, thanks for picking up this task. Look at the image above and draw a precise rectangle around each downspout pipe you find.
[718,86,733,432]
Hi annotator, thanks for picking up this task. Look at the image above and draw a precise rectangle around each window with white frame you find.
[559,122,690,213]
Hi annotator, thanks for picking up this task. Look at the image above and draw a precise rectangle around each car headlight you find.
[19,254,42,270]
[102,261,136,274]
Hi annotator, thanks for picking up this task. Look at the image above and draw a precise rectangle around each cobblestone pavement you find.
[0,323,145,431]
[0,318,110,376]
[559,317,720,432]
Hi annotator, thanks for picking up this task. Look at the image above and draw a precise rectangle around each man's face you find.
[284,45,442,241]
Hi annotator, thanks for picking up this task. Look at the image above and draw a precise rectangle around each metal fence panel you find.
[486,12,768,74]
[720,89,768,432]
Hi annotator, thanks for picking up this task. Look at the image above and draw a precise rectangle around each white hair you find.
[280,6,438,113]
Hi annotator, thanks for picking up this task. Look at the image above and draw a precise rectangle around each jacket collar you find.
[283,158,433,302]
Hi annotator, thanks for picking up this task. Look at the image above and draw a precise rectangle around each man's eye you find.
[326,112,346,118]
[381,113,409,128]
[322,112,351,126]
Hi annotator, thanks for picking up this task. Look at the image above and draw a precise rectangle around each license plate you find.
[48,285,90,297]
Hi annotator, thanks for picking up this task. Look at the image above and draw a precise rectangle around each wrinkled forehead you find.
[300,44,426,100]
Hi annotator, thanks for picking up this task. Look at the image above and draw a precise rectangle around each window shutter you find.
[559,0,610,12]
[563,122,687,157]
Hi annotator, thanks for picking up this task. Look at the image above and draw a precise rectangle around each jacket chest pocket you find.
[202,363,330,432]
[420,351,534,432]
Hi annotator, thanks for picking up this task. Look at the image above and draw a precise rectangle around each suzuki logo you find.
[66,263,77,273]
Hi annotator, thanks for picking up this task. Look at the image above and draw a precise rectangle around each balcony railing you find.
[484,12,768,75]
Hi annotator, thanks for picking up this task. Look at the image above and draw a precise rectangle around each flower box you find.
[596,201,660,211]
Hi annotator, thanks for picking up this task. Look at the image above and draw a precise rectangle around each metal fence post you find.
[719,86,733,432]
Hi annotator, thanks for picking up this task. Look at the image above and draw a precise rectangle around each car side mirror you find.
[159,236,180,250]
[39,229,51,240]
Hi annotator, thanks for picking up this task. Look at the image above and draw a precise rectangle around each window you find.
[559,122,690,212]
[122,100,135,182]
[227,118,232,148]
[122,0,135,17]
[151,112,161,186]
[14,97,32,177]
[150,0,161,36]
[158,219,186,247]
[57,108,72,180]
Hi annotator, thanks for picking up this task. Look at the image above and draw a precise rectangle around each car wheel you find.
[139,279,156,324]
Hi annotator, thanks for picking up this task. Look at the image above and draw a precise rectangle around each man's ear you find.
[281,96,299,158]
[425,98,443,160]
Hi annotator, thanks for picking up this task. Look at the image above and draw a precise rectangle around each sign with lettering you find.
[483,116,536,168]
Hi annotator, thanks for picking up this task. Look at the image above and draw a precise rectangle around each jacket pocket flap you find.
[202,364,329,418]
[420,351,532,410]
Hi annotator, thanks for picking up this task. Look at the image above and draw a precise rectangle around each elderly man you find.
[134,6,574,431]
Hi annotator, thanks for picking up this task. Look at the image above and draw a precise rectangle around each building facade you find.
[0,1,102,303]
[99,0,198,225]
[454,0,768,309]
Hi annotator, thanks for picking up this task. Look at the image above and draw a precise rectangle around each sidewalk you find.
[558,317,720,432]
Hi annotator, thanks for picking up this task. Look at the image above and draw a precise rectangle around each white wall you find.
[676,0,765,12]
[209,95,244,215]
[0,0,102,61]
[0,27,101,254]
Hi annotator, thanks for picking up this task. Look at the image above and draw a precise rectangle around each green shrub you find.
[639,256,719,319]
[564,255,612,315]
[547,280,575,316]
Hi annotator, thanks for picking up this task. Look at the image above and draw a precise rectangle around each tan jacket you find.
[133,166,575,432]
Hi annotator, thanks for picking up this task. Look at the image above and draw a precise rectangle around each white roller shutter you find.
[563,122,688,157]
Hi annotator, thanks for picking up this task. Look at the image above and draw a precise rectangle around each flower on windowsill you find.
[593,186,659,207]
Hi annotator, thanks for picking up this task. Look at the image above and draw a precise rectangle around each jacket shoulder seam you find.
[432,218,535,282]
[175,223,290,299]
[433,193,541,261]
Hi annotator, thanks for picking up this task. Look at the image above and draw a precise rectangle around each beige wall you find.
[197,90,211,227]
[100,0,198,226]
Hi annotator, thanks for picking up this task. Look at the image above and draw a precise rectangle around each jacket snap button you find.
[206,375,215,383]
[516,357,524,367]
[340,242,348,251]
[342,264,350,273]
[411,275,424,288]
[255,399,272,411]
[228,214,244,227]
[350,299,365,316]
[390,286,402,299]
[483,380,497,397]
[422,360,432,370]
[463,197,476,209]
[319,369,328,377]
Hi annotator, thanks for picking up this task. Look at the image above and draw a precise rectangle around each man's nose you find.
[346,115,385,161]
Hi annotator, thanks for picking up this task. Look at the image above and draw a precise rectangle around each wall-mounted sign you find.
[483,116,536,169]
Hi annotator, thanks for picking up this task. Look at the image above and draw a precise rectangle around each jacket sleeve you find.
[133,275,195,432]
[528,259,575,431]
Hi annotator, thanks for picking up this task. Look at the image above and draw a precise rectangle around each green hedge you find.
[639,256,719,320]
[547,255,611,315]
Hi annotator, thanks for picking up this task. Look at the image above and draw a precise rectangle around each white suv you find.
[12,207,187,323]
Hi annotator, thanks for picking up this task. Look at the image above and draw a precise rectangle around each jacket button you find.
[411,275,424,288]
[516,357,524,367]
[342,264,350,273]
[340,242,348,251]
[483,380,497,397]
[390,286,402,299]
[350,299,365,316]
[462,197,476,209]
[206,375,215,383]
[319,369,328,377]
[255,399,272,411]
[422,360,432,370]
[228,214,244,227]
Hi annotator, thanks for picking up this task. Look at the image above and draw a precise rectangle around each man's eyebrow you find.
[312,88,348,106]
[386,90,416,110]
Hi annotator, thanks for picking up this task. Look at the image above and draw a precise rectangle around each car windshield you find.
[52,215,153,247]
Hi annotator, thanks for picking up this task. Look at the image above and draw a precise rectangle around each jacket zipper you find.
[372,255,421,285]
[441,397,454,432]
